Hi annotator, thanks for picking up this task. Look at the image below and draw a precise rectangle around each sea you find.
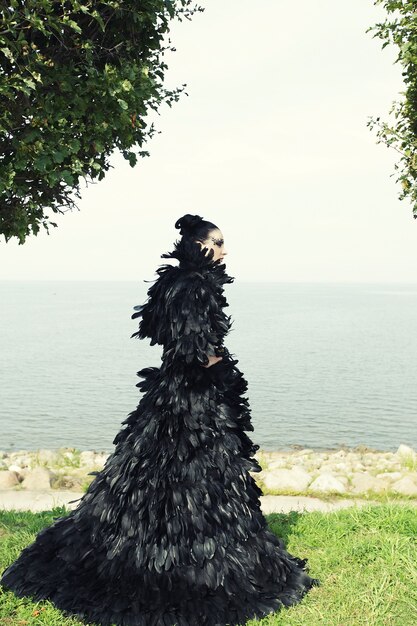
[0,280,416,454]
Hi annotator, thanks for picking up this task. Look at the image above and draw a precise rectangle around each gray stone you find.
[0,471,19,488]
[22,467,54,490]
[308,473,347,494]
[391,477,417,496]
[375,471,403,482]
[94,453,109,468]
[350,473,389,494]
[267,458,288,471]
[51,474,84,491]
[35,449,61,465]
[80,451,96,466]
[263,467,312,492]
[331,450,347,459]
[9,450,28,460]
[334,475,349,485]
[15,455,33,468]
[395,444,416,459]
[79,451,108,468]
[7,464,24,479]
[331,462,350,472]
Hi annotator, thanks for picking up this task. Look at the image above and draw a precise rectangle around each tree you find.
[367,1,417,218]
[0,0,203,244]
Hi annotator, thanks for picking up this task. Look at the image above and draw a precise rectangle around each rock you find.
[331,462,350,472]
[80,451,96,466]
[345,452,359,460]
[375,472,403,482]
[9,450,27,460]
[35,449,61,465]
[391,477,417,496]
[362,454,378,465]
[353,445,375,453]
[308,473,347,494]
[51,475,84,491]
[375,460,395,470]
[79,451,108,468]
[304,459,323,470]
[334,475,349,485]
[353,463,366,471]
[0,471,19,488]
[94,453,109,468]
[395,444,416,459]
[267,458,288,471]
[7,465,24,480]
[263,468,312,492]
[15,455,33,468]
[293,449,311,456]
[350,473,389,494]
[22,467,54,490]
[331,450,347,459]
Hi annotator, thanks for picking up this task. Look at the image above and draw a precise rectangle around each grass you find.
[0,503,416,625]
[31,449,82,471]
[399,453,417,472]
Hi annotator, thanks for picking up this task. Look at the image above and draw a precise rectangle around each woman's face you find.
[196,229,228,262]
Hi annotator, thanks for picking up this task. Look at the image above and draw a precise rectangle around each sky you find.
[1,0,415,283]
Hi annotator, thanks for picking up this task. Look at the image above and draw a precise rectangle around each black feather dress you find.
[0,238,320,626]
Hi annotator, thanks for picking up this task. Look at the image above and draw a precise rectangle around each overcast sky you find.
[1,0,414,282]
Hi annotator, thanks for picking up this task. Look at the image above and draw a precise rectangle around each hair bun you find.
[174,214,204,237]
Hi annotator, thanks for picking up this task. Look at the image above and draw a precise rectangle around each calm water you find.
[0,281,416,453]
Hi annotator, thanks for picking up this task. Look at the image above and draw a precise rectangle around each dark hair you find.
[174,213,218,243]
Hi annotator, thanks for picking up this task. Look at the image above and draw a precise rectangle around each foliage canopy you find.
[367,0,417,218]
[0,0,202,243]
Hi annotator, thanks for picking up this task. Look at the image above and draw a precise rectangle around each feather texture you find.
[0,237,320,625]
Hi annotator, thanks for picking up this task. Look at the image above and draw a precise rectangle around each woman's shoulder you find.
[151,263,205,296]
[131,265,207,321]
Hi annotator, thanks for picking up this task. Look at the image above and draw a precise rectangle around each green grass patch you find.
[399,453,417,472]
[0,504,416,625]
[29,449,82,472]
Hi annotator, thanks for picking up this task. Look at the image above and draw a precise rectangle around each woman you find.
[0,214,320,625]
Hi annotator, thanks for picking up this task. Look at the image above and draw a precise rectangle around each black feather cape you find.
[0,238,320,626]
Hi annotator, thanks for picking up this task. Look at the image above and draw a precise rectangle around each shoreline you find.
[0,442,409,455]
[0,443,416,502]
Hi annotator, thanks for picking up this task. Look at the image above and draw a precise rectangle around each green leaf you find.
[65,20,82,34]
[68,139,81,152]
[53,151,66,164]
[34,156,51,171]
[121,79,133,91]
[61,170,74,185]
[127,152,137,167]
[22,77,36,90]
[1,48,14,62]
[117,98,128,110]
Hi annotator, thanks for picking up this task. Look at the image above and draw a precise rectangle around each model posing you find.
[1,214,320,625]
